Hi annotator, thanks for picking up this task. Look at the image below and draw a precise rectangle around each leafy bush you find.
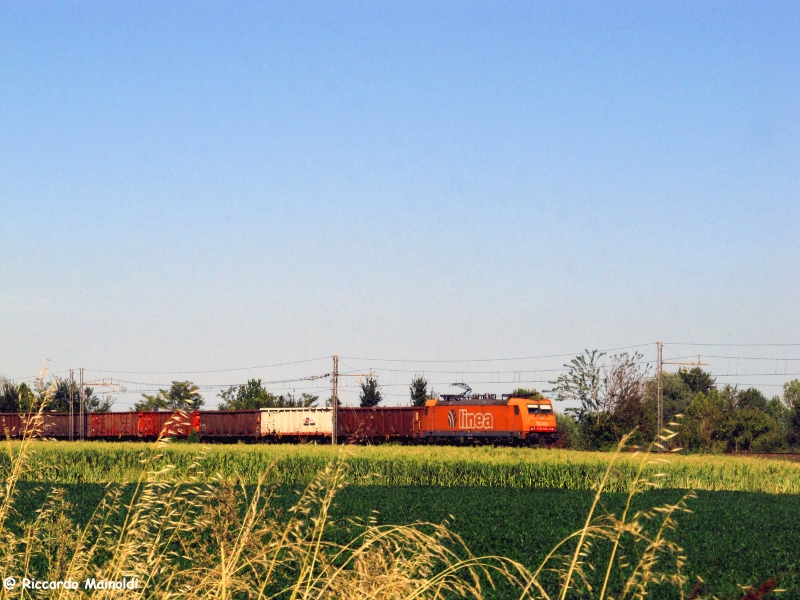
[555,412,583,449]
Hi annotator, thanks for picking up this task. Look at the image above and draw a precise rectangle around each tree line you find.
[0,375,399,413]
[0,377,114,413]
[207,375,421,409]
[132,375,419,410]
[549,350,800,452]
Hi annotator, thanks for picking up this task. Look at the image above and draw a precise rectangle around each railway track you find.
[728,452,800,462]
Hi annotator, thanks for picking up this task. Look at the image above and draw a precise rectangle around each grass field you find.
[5,441,799,597]
[9,440,800,493]
[10,482,799,598]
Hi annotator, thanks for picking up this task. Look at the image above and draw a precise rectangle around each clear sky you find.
[2,2,799,408]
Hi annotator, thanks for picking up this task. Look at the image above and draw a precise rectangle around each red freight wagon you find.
[197,411,260,439]
[43,413,82,439]
[337,407,419,442]
[337,407,385,442]
[89,412,137,439]
[0,413,24,438]
[0,413,85,440]
[137,411,195,439]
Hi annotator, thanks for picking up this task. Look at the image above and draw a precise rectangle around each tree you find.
[765,395,791,438]
[554,412,582,449]
[685,386,787,452]
[359,377,382,408]
[18,383,35,411]
[786,379,800,407]
[218,379,275,410]
[550,350,604,416]
[723,408,781,452]
[91,395,116,412]
[217,379,318,409]
[48,378,112,413]
[274,392,318,408]
[678,367,716,395]
[409,375,429,407]
[783,379,800,446]
[135,393,169,411]
[510,388,543,399]
[550,350,649,448]
[737,388,768,412]
[0,379,32,412]
[642,372,693,437]
[12,376,112,413]
[0,382,15,412]
[135,381,204,411]
[682,390,728,452]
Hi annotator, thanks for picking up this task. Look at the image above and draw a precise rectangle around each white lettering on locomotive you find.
[458,410,494,429]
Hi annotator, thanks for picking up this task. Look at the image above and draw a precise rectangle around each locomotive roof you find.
[434,399,510,406]
[433,395,552,406]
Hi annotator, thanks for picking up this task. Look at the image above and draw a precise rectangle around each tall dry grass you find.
[0,371,731,598]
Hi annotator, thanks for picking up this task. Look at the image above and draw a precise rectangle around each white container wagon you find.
[260,407,332,441]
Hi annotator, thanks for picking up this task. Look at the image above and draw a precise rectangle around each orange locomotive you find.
[416,394,558,445]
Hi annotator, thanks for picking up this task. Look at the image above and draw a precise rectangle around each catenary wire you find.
[11,342,800,391]
[82,356,330,375]
[665,342,800,347]
[682,354,800,361]
[334,365,655,376]
[339,343,654,363]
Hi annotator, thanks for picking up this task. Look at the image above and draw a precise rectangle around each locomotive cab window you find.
[527,404,539,414]
[513,405,519,415]
[539,404,553,413]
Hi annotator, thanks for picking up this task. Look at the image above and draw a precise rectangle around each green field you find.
[10,482,799,598]
[5,441,799,598]
[9,441,800,493]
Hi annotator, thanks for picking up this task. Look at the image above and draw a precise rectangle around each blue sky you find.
[2,2,799,407]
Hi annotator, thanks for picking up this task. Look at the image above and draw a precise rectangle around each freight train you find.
[0,394,558,445]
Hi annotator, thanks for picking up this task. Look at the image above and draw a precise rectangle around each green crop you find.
[7,441,800,493]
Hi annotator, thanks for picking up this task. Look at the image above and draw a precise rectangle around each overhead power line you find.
[111,373,331,389]
[340,343,653,363]
[83,357,330,375]
[11,342,800,391]
[6,370,70,382]
[682,355,800,361]
[715,373,800,378]
[336,362,654,376]
[665,342,800,347]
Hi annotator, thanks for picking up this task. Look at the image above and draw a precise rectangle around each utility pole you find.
[657,343,709,441]
[69,369,74,441]
[79,368,85,440]
[331,355,339,445]
[656,342,663,436]
[327,360,378,445]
